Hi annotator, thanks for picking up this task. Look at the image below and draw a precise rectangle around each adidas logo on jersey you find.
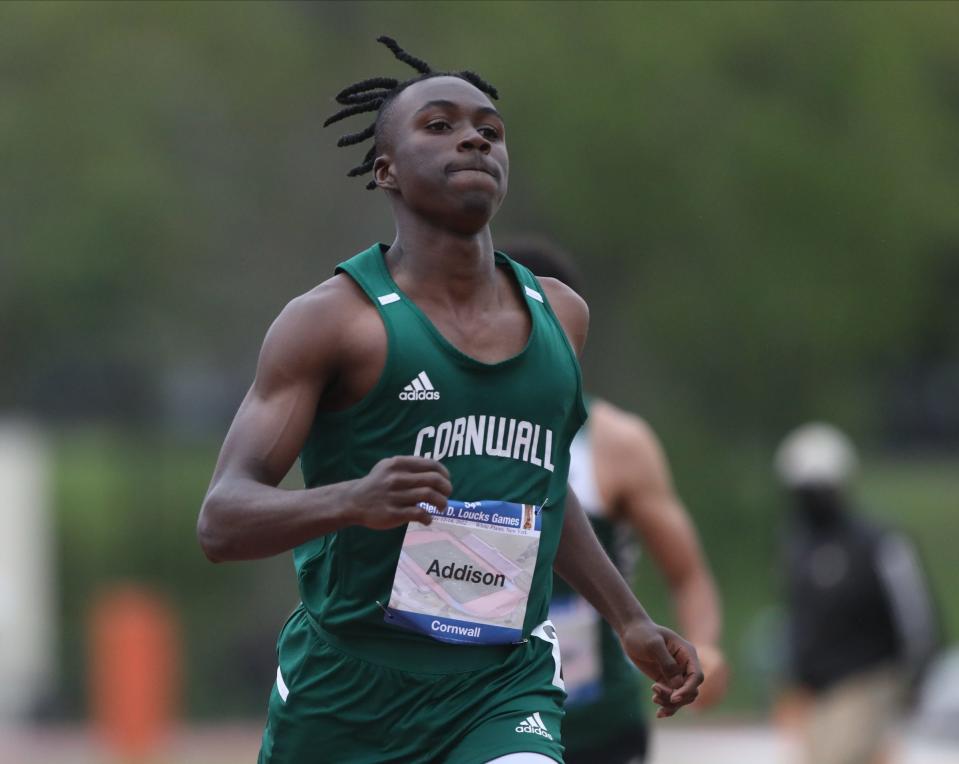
[399,371,441,401]
[515,712,553,740]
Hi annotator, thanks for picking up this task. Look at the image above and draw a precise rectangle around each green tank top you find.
[294,243,587,673]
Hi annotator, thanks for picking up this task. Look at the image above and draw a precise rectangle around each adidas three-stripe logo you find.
[398,371,441,401]
[514,712,554,740]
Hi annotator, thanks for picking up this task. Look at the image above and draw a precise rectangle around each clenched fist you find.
[343,456,452,530]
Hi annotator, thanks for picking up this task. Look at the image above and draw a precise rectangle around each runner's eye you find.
[426,120,451,132]
[479,126,501,141]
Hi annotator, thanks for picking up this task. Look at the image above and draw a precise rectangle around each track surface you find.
[1,723,955,763]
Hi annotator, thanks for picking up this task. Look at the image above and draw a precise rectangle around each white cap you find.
[774,422,858,488]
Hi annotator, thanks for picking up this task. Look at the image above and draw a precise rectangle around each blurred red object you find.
[88,585,180,756]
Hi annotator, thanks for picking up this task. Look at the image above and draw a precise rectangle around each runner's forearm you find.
[553,488,652,635]
[672,569,722,647]
[198,476,357,562]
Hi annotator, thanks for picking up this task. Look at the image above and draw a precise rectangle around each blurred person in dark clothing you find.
[775,423,938,764]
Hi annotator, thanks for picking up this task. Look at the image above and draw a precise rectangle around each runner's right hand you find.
[343,456,451,529]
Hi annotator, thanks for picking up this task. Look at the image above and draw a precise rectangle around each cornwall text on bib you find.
[385,499,542,645]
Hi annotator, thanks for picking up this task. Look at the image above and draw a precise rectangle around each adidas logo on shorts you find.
[515,712,553,740]
[399,371,441,401]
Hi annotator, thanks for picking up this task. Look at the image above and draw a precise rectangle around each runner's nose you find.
[458,129,491,154]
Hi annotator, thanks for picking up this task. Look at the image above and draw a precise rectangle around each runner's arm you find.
[543,276,703,713]
[611,412,727,704]
[554,488,704,715]
[197,288,448,562]
[553,488,651,634]
[540,278,668,641]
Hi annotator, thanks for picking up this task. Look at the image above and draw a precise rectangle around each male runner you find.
[508,240,727,764]
[197,38,702,764]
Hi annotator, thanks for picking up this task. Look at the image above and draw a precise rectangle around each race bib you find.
[549,594,602,705]
[384,499,541,645]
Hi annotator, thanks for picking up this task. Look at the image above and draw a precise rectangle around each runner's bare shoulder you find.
[255,274,386,401]
[537,276,589,356]
[590,400,672,496]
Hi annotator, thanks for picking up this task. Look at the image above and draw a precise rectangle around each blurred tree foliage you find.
[3,1,957,443]
[3,0,958,717]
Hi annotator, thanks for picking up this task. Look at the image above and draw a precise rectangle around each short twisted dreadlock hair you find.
[324,36,499,190]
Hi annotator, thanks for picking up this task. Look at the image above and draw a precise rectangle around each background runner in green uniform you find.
[198,37,703,764]
[509,240,728,763]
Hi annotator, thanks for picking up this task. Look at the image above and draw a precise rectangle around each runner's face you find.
[375,77,509,232]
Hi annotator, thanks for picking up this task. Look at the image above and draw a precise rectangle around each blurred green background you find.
[3,0,957,720]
